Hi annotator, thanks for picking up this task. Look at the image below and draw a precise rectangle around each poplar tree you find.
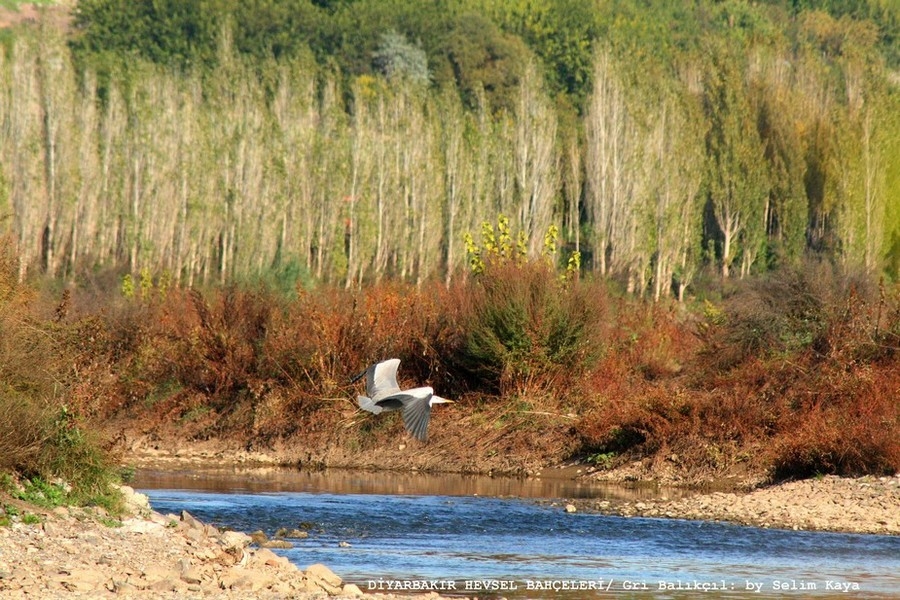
[703,43,769,278]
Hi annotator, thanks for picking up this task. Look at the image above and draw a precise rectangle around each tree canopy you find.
[0,0,897,294]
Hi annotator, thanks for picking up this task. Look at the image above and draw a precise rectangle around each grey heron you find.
[350,358,453,441]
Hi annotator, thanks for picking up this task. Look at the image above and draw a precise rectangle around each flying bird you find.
[350,358,453,441]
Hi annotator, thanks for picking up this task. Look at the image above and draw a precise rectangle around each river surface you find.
[133,467,900,598]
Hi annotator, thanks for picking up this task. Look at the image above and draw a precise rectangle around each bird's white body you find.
[354,359,452,441]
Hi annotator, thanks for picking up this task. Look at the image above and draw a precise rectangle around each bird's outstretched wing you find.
[399,388,434,442]
[367,358,403,402]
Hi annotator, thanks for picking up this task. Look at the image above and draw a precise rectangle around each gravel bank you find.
[0,486,446,599]
[566,474,900,535]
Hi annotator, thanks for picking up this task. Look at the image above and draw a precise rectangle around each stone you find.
[97,554,115,566]
[118,485,152,517]
[249,530,268,545]
[261,539,293,549]
[306,563,342,588]
[275,527,309,539]
[263,553,293,569]
[343,582,365,596]
[219,567,243,589]
[250,548,281,566]
[109,578,139,593]
[41,521,58,537]
[141,564,176,585]
[220,530,252,550]
[271,580,294,594]
[565,504,577,513]
[180,568,203,585]
[121,518,167,535]
[222,569,273,592]
[181,510,205,531]
[148,577,185,592]
[61,568,107,592]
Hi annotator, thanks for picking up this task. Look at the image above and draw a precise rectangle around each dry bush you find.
[0,237,118,501]
[765,357,900,478]
[272,284,424,389]
[183,287,276,399]
[696,261,887,370]
[573,297,704,457]
[24,238,892,482]
[0,387,48,473]
[0,236,60,400]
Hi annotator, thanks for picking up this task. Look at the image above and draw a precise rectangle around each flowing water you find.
[133,468,900,598]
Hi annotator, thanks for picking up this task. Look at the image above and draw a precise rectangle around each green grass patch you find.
[7,477,68,508]
[0,1,57,10]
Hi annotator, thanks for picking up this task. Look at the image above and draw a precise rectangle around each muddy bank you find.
[0,485,451,599]
[560,474,900,535]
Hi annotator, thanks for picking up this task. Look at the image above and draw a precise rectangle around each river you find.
[133,467,900,598]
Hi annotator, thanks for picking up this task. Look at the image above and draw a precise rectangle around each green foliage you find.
[585,450,616,468]
[464,214,527,275]
[787,0,900,66]
[72,0,223,70]
[243,259,312,299]
[432,12,530,113]
[0,0,55,8]
[372,29,429,85]
[0,241,122,511]
[461,260,604,395]
[37,407,122,512]
[21,512,41,525]
[5,0,900,292]
[7,476,67,508]
[480,0,599,106]
[121,274,135,299]
[703,41,770,277]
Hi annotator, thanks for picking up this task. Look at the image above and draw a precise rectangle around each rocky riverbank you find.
[0,486,445,599]
[563,474,900,535]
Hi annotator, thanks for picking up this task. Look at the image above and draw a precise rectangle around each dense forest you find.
[1,2,899,490]
[1,0,898,298]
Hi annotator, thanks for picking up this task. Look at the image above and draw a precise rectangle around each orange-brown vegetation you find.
[3,232,899,484]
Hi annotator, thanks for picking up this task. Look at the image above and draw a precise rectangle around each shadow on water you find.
[133,468,900,599]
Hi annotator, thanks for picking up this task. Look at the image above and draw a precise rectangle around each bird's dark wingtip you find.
[348,367,367,384]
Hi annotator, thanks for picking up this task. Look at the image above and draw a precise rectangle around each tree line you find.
[0,0,898,297]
